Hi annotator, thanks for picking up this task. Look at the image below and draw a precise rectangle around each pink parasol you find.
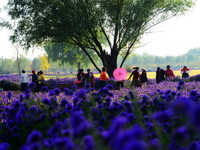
[113,68,128,81]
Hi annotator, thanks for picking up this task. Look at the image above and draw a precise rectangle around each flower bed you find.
[0,81,200,150]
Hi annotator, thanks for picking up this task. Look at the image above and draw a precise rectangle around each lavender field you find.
[1,75,200,150]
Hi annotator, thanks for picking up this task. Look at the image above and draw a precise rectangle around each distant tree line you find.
[122,48,200,71]
[0,48,200,74]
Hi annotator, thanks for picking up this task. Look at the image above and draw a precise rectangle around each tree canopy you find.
[6,0,194,77]
[44,42,100,68]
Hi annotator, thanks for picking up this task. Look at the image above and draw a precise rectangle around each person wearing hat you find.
[128,67,141,87]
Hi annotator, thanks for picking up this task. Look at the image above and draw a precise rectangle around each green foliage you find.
[5,0,194,76]
[44,42,100,68]
[0,57,31,74]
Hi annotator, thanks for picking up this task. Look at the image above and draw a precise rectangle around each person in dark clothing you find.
[156,67,166,83]
[156,67,161,83]
[181,66,189,79]
[140,69,148,87]
[31,70,38,92]
[128,67,141,87]
[160,69,166,82]
[85,69,95,88]
[31,70,38,84]
[75,69,85,88]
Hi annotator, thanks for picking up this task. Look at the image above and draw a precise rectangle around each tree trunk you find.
[103,54,118,78]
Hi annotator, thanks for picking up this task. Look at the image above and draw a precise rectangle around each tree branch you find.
[100,25,112,50]
[72,38,101,72]
[120,26,142,68]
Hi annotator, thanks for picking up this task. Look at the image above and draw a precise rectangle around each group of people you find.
[128,65,190,87]
[128,67,148,88]
[75,65,190,89]
[19,65,190,91]
[156,65,190,83]
[20,70,45,91]
[74,68,95,88]
[75,67,109,88]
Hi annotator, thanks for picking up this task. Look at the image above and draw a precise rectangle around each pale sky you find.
[0,0,200,59]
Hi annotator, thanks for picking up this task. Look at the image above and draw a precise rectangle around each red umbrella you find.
[113,68,128,81]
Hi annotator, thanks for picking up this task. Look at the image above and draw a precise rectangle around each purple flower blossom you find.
[83,136,95,150]
[0,142,9,150]
[27,130,43,144]
[54,137,74,150]
[42,98,51,105]
[6,91,12,99]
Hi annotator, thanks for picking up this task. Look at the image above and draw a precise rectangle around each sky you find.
[0,0,200,59]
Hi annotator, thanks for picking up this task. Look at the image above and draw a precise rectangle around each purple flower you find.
[106,84,113,90]
[29,105,38,113]
[48,90,55,96]
[83,136,95,150]
[48,121,63,137]
[72,84,77,91]
[54,137,74,150]
[27,130,43,144]
[154,109,173,124]
[172,126,189,143]
[64,88,73,96]
[149,138,161,150]
[19,94,24,102]
[6,91,12,99]
[28,82,36,89]
[53,88,61,96]
[188,141,200,150]
[0,142,9,150]
[75,89,88,100]
[42,98,51,105]
[41,86,48,92]
[130,124,145,140]
[60,99,68,107]
[123,140,147,150]
[170,97,193,115]
[191,105,200,128]
[70,111,91,137]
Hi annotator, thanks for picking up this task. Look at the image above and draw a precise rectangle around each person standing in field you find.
[20,70,29,91]
[156,67,161,83]
[181,66,190,79]
[156,67,166,83]
[75,69,85,88]
[85,69,95,88]
[38,70,45,90]
[165,65,175,81]
[99,67,109,88]
[140,68,148,87]
[128,67,141,87]
[31,70,38,84]
[31,70,38,92]
[160,69,166,82]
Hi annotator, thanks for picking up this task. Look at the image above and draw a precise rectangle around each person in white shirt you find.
[20,70,29,91]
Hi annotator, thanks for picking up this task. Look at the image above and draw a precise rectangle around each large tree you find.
[6,0,194,77]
